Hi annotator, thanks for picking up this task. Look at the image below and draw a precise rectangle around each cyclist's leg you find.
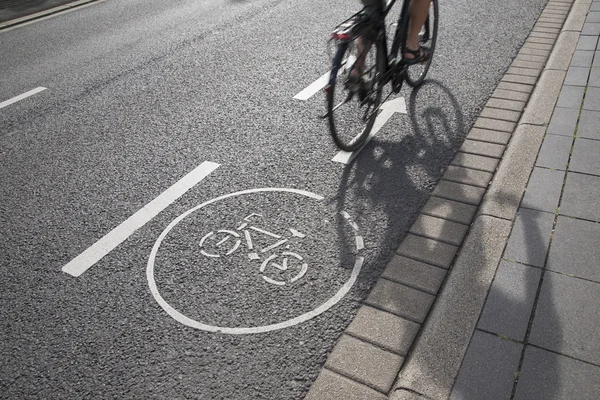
[351,0,385,79]
[404,0,432,61]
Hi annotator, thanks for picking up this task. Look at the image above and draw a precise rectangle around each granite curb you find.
[0,0,101,30]
[305,0,588,399]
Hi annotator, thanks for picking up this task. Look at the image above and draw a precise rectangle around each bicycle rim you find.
[326,39,383,152]
[404,0,438,87]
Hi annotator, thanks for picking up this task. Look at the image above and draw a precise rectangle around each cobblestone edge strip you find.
[0,0,102,30]
[305,1,585,399]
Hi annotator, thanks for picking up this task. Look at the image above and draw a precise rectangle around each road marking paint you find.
[147,189,364,334]
[62,161,220,277]
[332,97,407,165]
[0,87,47,110]
[293,56,356,101]
[356,236,364,251]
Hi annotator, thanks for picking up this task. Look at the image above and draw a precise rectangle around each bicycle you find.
[324,0,438,151]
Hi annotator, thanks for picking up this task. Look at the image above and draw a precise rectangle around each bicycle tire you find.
[326,39,384,152]
[403,0,438,87]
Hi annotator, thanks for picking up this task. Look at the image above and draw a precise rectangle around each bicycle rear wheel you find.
[326,39,384,152]
[404,0,438,87]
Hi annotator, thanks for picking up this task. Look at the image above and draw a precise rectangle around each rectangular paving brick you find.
[443,164,494,188]
[306,369,388,400]
[582,22,600,35]
[548,216,600,282]
[523,42,554,51]
[487,98,527,112]
[346,305,420,355]
[520,48,551,59]
[589,67,600,87]
[467,128,511,145]
[511,59,545,70]
[409,214,468,246]
[516,53,549,64]
[532,27,560,34]
[421,196,477,225]
[501,73,539,85]
[535,134,572,170]
[474,117,516,133]
[570,50,594,67]
[365,278,435,323]
[515,346,600,400]
[556,85,585,108]
[529,272,600,365]
[432,180,486,206]
[583,86,600,110]
[529,31,558,40]
[478,261,541,341]
[578,109,600,139]
[450,331,522,400]
[492,88,530,103]
[521,167,565,213]
[451,152,499,173]
[480,107,521,122]
[561,172,600,221]
[381,255,447,295]
[576,35,599,50]
[537,17,564,24]
[396,233,458,268]
[497,81,534,94]
[594,51,600,67]
[325,334,403,393]
[547,107,579,136]
[570,137,600,175]
[507,66,541,78]
[543,8,569,14]
[564,66,590,86]
[525,36,556,45]
[459,139,505,159]
[504,208,555,267]
[588,12,600,23]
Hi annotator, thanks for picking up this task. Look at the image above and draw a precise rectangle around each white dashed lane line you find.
[62,161,220,277]
[0,87,47,110]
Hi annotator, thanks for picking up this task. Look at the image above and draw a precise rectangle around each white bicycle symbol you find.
[198,214,308,286]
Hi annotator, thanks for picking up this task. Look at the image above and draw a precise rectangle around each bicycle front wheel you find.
[326,38,384,152]
[404,0,438,87]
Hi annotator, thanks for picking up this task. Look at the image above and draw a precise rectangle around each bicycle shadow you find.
[333,78,465,290]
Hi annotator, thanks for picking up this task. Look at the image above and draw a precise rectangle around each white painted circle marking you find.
[147,188,364,335]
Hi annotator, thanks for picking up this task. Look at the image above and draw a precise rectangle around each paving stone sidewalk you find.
[449,4,600,399]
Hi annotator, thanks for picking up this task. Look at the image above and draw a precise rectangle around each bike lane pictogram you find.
[147,188,365,334]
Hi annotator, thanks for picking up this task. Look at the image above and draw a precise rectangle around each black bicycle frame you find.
[378,0,412,80]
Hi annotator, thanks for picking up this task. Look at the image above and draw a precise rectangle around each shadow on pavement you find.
[334,78,465,307]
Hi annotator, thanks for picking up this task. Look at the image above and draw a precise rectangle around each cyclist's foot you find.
[345,68,371,101]
[345,74,370,102]
[402,45,431,65]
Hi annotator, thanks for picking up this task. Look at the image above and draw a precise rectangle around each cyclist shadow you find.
[333,78,465,292]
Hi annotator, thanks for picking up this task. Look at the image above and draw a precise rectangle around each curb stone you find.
[0,0,101,30]
[305,0,586,399]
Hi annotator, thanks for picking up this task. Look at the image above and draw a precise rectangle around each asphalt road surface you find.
[1,0,546,398]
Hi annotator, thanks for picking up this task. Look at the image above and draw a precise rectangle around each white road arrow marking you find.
[331,97,407,165]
